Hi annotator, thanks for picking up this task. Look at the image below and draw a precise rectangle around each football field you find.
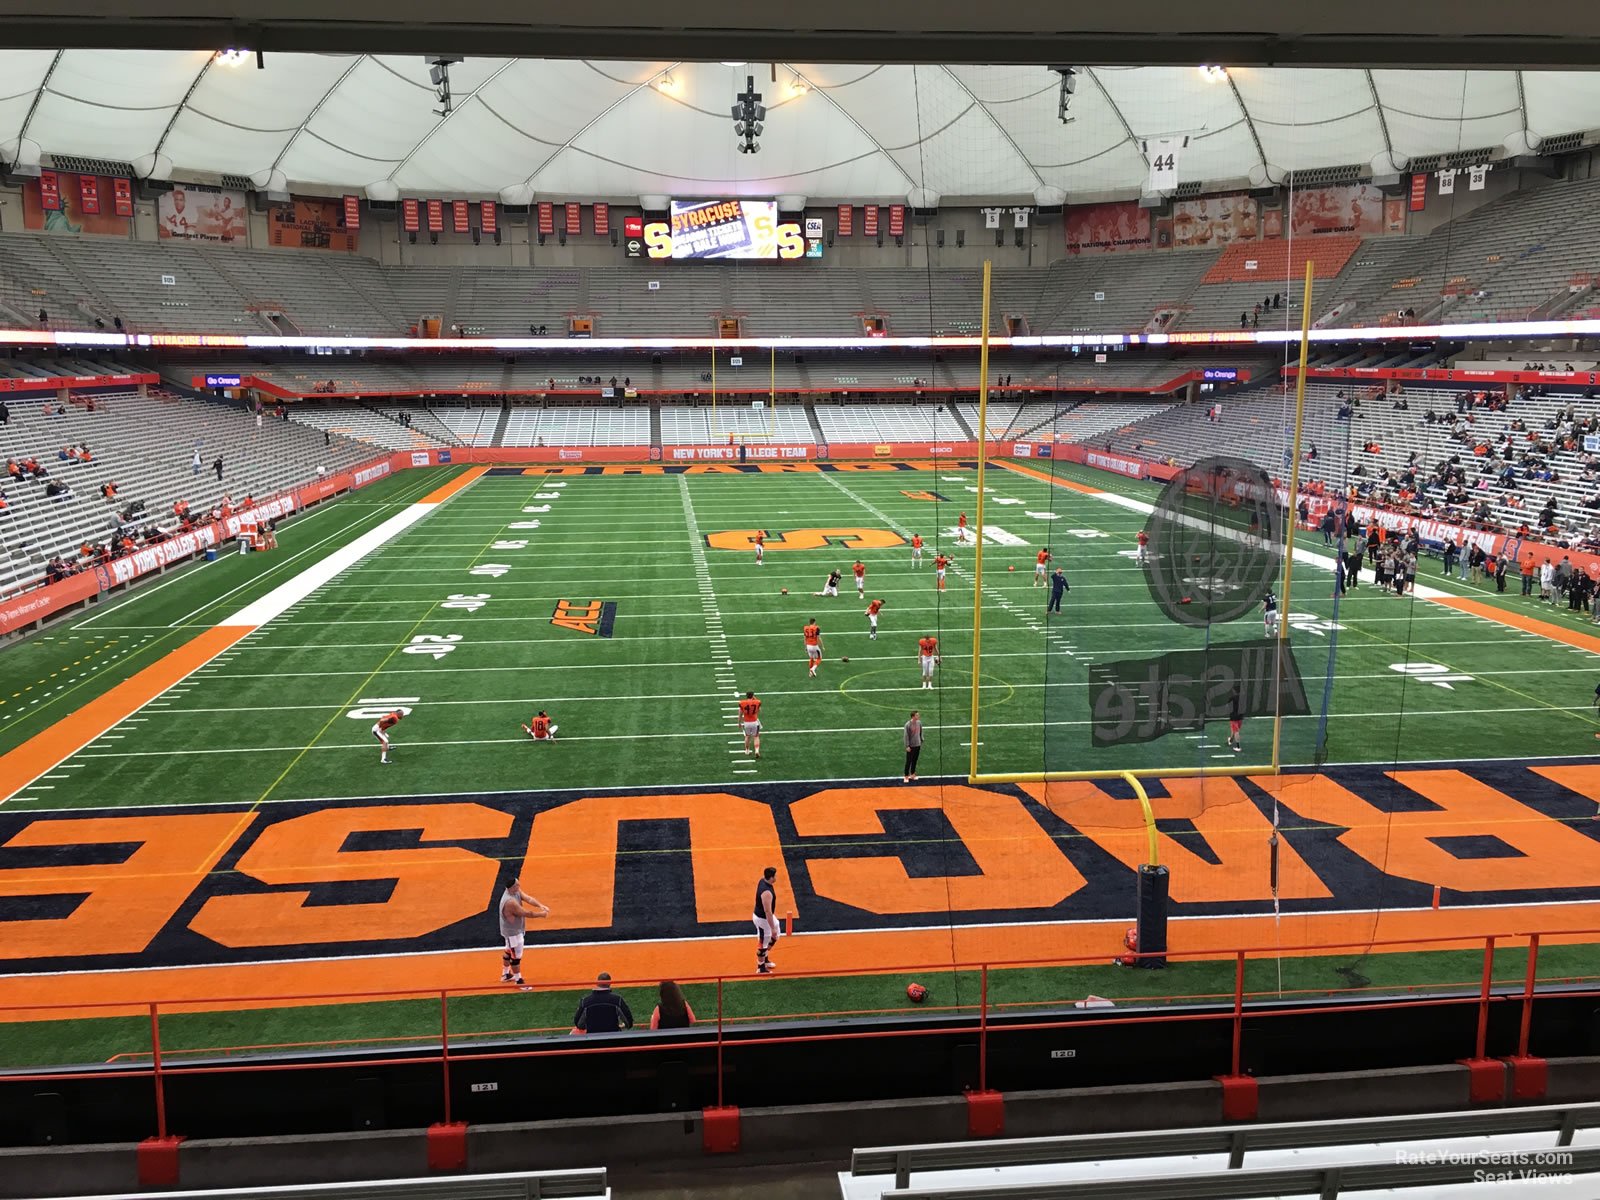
[3,458,1600,1068]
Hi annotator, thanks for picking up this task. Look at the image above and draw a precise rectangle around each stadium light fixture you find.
[1198,64,1229,83]
[427,55,463,116]
[214,49,250,67]
[1050,66,1077,124]
[656,74,679,95]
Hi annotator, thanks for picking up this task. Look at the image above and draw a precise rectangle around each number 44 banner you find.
[1144,136,1187,192]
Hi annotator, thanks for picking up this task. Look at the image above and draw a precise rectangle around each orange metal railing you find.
[3,926,1599,1140]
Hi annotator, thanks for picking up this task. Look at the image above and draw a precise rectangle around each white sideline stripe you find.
[223,503,450,628]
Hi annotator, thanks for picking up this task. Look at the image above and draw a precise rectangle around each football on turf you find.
[906,982,928,1003]
[781,588,788,594]
[1009,564,1015,571]
[841,655,850,662]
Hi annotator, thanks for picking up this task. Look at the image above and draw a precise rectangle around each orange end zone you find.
[420,465,490,504]
[0,624,253,802]
[997,459,1105,495]
[1430,595,1600,655]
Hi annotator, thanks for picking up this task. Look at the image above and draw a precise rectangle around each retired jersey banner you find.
[863,204,879,237]
[1437,168,1457,196]
[269,197,358,252]
[452,200,469,234]
[593,202,609,236]
[112,177,134,217]
[342,194,360,230]
[537,202,555,235]
[426,198,444,233]
[888,205,905,237]
[78,175,100,215]
[480,201,496,235]
[401,198,420,232]
[565,202,581,236]
[38,170,61,211]
[837,204,852,236]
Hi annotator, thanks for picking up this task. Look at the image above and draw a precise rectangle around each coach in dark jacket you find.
[573,972,634,1033]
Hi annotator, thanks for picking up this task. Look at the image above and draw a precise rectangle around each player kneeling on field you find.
[523,710,558,741]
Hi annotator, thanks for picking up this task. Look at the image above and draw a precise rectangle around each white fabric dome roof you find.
[3,52,1598,202]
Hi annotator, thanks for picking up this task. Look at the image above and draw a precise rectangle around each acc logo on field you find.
[1143,455,1281,628]
[552,599,616,637]
[705,528,906,552]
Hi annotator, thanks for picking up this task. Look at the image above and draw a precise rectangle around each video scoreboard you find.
[625,200,819,261]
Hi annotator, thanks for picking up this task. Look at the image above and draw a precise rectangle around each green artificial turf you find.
[5,457,1600,1071]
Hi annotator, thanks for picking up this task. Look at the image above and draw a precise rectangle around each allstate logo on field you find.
[1142,455,1281,627]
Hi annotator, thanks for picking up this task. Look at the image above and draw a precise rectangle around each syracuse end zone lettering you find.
[551,599,617,637]
[705,528,906,552]
[5,768,1600,971]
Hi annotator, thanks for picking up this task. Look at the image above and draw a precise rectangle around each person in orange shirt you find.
[1136,529,1149,564]
[865,597,885,639]
[523,710,558,742]
[738,691,762,757]
[958,512,970,544]
[934,553,950,590]
[1033,547,1051,587]
[753,531,765,567]
[372,709,405,764]
[803,619,824,678]
[918,634,940,689]
[1521,553,1536,597]
[853,559,867,597]
[910,533,924,568]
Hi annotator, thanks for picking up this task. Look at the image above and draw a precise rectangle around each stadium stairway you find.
[489,404,512,447]
[804,402,827,444]
[649,404,663,452]
[948,403,977,439]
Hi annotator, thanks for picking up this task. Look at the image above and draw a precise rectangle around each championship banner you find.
[452,200,469,234]
[112,178,133,217]
[1063,200,1151,255]
[888,205,905,237]
[538,202,555,235]
[837,204,852,236]
[343,194,361,230]
[565,202,581,236]
[480,201,496,235]
[425,198,444,233]
[402,198,420,232]
[1409,174,1427,212]
[78,175,99,215]
[863,204,879,237]
[269,197,357,251]
[593,202,609,236]
[38,170,61,211]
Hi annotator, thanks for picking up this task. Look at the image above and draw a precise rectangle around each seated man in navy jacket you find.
[573,972,634,1034]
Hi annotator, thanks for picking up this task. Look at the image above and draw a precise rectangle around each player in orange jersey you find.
[865,597,885,639]
[1034,547,1052,586]
[853,559,867,597]
[522,710,558,741]
[372,709,405,764]
[1136,529,1149,564]
[803,619,824,677]
[753,531,766,566]
[934,553,950,590]
[910,533,924,568]
[738,691,763,757]
[958,512,970,544]
[917,635,940,689]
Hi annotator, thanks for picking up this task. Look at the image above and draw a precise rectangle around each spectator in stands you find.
[100,481,118,500]
[44,480,72,501]
[1240,312,1248,329]
[650,981,695,1030]
[572,972,634,1034]
[213,457,224,482]
[0,401,8,425]
[192,448,201,475]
